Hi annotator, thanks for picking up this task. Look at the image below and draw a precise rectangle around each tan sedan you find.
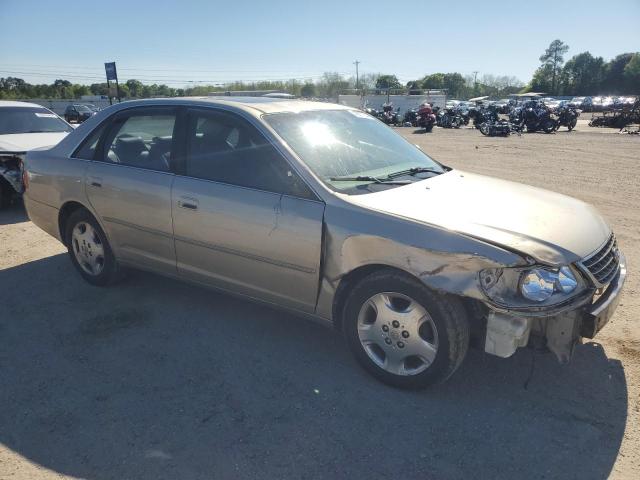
[23,97,626,388]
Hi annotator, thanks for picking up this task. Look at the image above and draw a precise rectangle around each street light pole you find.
[353,60,360,91]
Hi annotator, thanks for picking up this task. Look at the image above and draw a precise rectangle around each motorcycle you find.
[417,103,436,132]
[479,119,512,136]
[438,106,464,128]
[555,104,580,131]
[379,103,400,126]
[364,106,379,118]
[474,105,512,136]
[403,108,419,127]
[521,100,558,133]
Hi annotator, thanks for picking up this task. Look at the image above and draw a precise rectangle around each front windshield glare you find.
[265,110,444,192]
[0,107,72,135]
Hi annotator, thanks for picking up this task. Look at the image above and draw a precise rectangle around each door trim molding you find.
[174,234,316,274]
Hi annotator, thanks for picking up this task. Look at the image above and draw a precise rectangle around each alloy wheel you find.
[357,292,439,376]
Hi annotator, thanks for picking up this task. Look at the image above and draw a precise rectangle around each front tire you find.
[342,269,470,389]
[65,209,121,286]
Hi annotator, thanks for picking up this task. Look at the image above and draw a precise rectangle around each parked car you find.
[601,96,614,111]
[23,98,627,389]
[569,96,592,111]
[492,98,511,113]
[64,104,95,123]
[0,101,72,208]
[591,96,604,111]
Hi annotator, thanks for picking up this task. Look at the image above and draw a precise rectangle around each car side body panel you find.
[172,176,325,313]
[85,162,177,275]
[314,202,526,320]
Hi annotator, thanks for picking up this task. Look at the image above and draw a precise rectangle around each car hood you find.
[346,170,610,265]
[0,132,69,152]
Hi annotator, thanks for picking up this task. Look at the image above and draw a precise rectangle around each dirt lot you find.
[0,125,638,479]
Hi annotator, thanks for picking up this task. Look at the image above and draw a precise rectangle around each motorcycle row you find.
[365,100,580,137]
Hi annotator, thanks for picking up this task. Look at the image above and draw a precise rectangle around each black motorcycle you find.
[476,106,512,136]
[379,103,400,126]
[479,119,512,136]
[521,101,557,133]
[438,106,464,128]
[403,108,419,127]
[555,104,579,131]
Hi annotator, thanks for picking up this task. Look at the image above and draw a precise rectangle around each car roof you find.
[0,100,47,109]
[103,96,353,116]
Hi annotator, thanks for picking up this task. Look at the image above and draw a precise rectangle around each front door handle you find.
[178,196,199,210]
[88,176,102,188]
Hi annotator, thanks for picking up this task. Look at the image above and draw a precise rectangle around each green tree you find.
[603,53,634,94]
[421,73,445,89]
[623,53,640,91]
[529,63,554,93]
[443,73,467,98]
[561,52,605,95]
[300,82,316,98]
[539,39,570,94]
[375,74,402,90]
[316,72,350,98]
[125,79,144,98]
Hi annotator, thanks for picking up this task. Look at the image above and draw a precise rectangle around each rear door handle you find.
[178,196,199,210]
[88,176,102,188]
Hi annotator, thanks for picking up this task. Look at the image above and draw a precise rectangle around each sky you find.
[1,0,639,87]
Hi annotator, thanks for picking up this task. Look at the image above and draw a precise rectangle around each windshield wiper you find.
[386,167,445,179]
[329,175,411,185]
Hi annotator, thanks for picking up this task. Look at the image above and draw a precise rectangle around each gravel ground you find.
[0,125,638,479]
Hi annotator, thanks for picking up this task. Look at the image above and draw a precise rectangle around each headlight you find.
[520,266,577,302]
[480,265,585,309]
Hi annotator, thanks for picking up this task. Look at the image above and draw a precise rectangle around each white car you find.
[0,101,73,208]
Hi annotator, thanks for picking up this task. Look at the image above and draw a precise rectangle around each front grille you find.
[581,234,620,286]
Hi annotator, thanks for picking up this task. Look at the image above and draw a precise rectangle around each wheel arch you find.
[58,200,96,246]
[331,263,487,341]
[332,264,446,330]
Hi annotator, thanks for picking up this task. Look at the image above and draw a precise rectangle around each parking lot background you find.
[1,126,639,479]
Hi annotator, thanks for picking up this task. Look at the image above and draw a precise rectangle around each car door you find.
[172,108,325,313]
[84,106,178,275]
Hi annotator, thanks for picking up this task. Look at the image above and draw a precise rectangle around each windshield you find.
[75,105,91,112]
[0,107,72,135]
[264,109,445,193]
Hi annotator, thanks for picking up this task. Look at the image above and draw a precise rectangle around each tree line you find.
[1,43,637,101]
[531,41,639,96]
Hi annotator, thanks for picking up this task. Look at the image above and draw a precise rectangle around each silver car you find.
[23,97,626,389]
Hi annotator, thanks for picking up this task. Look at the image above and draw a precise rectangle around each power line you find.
[1,63,352,75]
[0,69,350,84]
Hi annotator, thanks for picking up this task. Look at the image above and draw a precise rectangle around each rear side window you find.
[102,112,176,172]
[73,124,106,160]
[185,109,314,199]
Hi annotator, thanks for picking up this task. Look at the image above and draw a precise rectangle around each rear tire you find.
[342,269,470,389]
[65,209,122,286]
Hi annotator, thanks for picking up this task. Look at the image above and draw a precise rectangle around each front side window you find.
[185,109,313,198]
[264,109,445,194]
[102,112,176,172]
[0,107,72,135]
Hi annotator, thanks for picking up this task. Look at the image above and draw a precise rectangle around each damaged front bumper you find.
[484,252,627,362]
[0,152,25,195]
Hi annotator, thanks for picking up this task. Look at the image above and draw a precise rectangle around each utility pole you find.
[472,71,479,94]
[353,60,360,91]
